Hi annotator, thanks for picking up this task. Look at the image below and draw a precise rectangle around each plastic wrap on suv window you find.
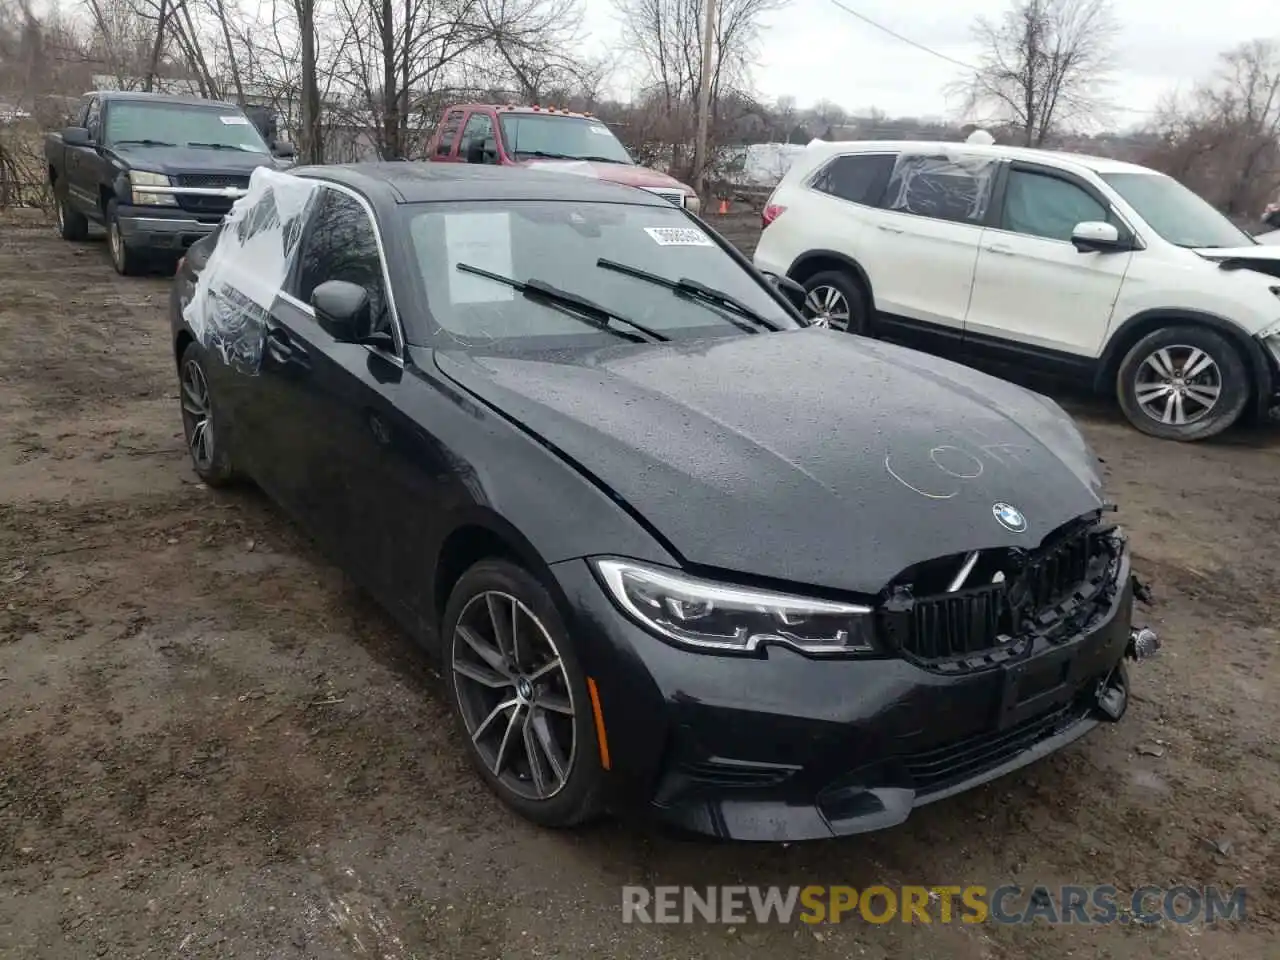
[183,166,318,375]
[883,154,998,223]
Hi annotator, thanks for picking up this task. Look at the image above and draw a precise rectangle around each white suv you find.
[754,140,1280,441]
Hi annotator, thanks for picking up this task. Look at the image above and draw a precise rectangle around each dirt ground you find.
[2,208,1278,959]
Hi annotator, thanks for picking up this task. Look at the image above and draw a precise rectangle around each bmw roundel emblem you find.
[992,502,1027,533]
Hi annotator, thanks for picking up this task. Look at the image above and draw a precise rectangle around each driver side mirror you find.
[466,137,496,164]
[312,280,371,342]
[271,139,296,159]
[62,126,91,146]
[1072,221,1128,254]
[765,272,807,311]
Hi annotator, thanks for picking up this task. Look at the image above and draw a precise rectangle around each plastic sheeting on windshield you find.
[183,166,318,375]
[883,153,998,224]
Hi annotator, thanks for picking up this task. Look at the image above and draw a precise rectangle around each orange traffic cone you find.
[717,198,729,215]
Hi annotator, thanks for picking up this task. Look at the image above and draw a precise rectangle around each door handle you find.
[265,327,308,368]
[985,244,1015,256]
[877,224,905,234]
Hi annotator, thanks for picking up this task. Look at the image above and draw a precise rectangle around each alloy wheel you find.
[108,220,123,268]
[451,590,576,801]
[1133,344,1222,426]
[180,358,215,470]
[803,285,851,331]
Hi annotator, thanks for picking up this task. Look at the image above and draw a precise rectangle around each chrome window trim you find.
[295,177,407,358]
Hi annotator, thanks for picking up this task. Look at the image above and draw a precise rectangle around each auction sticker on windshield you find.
[644,227,714,247]
[443,212,515,304]
[219,115,251,125]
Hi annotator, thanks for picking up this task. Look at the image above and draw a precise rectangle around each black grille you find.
[902,698,1087,795]
[880,517,1115,665]
[176,174,250,189]
[174,175,249,217]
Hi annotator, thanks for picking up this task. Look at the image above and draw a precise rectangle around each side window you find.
[1001,169,1110,242]
[810,153,896,206]
[459,112,495,160]
[84,98,102,141]
[294,189,392,341]
[884,153,996,225]
[435,110,465,157]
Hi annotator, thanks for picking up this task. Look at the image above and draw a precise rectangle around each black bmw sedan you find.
[169,162,1155,841]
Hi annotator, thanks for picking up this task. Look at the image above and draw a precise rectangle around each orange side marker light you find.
[586,677,612,771]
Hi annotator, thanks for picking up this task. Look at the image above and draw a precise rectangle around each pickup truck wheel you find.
[105,199,146,276]
[1116,325,1249,441]
[55,193,89,242]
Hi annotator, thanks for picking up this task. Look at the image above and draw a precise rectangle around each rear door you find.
[865,152,997,355]
[964,162,1132,367]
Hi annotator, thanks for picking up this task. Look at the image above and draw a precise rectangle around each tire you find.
[443,559,605,828]
[1115,325,1249,441]
[800,269,869,335]
[54,187,89,241]
[178,341,238,486]
[105,198,146,276]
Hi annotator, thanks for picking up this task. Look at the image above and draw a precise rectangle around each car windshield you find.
[105,101,270,153]
[498,115,634,164]
[402,199,799,349]
[1101,172,1253,249]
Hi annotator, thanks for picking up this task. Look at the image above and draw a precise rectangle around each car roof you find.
[452,104,597,119]
[812,139,1157,176]
[293,162,673,206]
[89,90,238,109]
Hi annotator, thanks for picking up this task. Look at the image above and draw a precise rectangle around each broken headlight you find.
[129,171,177,206]
[592,558,877,656]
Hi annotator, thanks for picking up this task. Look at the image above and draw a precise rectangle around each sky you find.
[581,0,1269,127]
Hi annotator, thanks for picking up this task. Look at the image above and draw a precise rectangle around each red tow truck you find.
[425,103,700,213]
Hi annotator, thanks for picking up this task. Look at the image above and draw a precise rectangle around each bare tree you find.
[1142,39,1280,222]
[614,0,781,184]
[954,0,1116,146]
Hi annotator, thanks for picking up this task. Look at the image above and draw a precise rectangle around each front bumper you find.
[551,551,1139,841]
[116,205,222,254]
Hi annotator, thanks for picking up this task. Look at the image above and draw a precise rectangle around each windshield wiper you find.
[514,149,575,160]
[186,142,256,152]
[455,263,669,343]
[575,155,630,164]
[112,138,176,147]
[596,258,780,333]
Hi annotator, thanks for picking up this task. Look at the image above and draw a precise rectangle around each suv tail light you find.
[762,204,786,228]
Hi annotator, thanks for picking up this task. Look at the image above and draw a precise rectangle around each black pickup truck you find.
[45,91,295,275]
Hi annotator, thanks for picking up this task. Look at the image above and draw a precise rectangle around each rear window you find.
[403,199,799,348]
[809,153,896,206]
[884,153,997,224]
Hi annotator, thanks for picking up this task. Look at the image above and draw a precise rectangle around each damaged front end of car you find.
[878,509,1158,728]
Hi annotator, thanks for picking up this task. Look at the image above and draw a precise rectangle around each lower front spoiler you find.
[649,622,1157,843]
[651,681,1111,842]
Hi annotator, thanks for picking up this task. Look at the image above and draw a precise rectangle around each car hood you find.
[1196,243,1280,278]
[520,158,691,193]
[434,331,1106,595]
[110,145,279,178]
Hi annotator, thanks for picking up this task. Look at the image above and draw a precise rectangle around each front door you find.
[247,186,408,606]
[964,164,1133,366]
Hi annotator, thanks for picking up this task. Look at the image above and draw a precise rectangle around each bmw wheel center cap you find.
[992,502,1027,533]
